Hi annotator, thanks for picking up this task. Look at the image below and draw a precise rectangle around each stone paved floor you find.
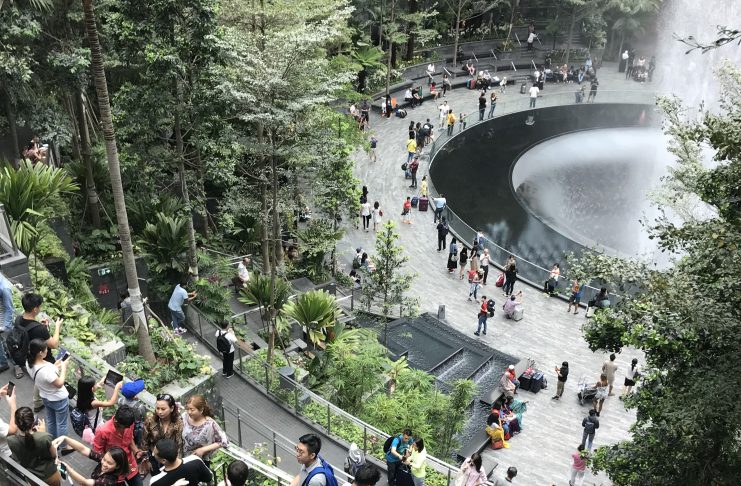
[340,63,655,485]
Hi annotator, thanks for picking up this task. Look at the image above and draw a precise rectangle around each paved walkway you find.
[341,62,655,485]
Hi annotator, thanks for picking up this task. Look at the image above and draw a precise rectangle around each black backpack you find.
[383,434,402,454]
[7,317,41,365]
[216,330,231,354]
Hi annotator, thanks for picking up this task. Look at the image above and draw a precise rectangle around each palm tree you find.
[81,0,155,363]
[351,45,384,93]
[238,271,292,363]
[282,290,340,345]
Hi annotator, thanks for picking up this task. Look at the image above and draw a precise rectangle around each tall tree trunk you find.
[617,32,625,63]
[608,24,617,59]
[3,92,20,168]
[76,91,102,228]
[384,0,396,96]
[505,0,519,47]
[173,83,199,278]
[194,148,209,238]
[404,0,417,61]
[564,7,576,67]
[453,3,461,67]
[82,0,155,364]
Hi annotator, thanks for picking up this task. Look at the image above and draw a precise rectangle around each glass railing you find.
[425,90,655,303]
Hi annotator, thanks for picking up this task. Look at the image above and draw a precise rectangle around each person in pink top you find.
[569,444,588,485]
[457,453,486,486]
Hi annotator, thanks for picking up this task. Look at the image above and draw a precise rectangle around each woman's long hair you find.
[15,407,36,450]
[106,447,129,477]
[26,339,48,369]
[76,376,96,412]
[471,452,482,472]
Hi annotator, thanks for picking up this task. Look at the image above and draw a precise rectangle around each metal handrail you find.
[0,454,52,486]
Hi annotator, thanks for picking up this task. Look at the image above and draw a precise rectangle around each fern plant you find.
[282,290,340,345]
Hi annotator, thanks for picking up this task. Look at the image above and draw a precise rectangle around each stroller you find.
[577,375,597,405]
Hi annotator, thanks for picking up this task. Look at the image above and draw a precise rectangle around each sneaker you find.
[13,365,24,379]
[473,331,480,336]
[551,396,559,400]
[179,328,187,334]
[34,405,44,413]
[482,331,486,335]
[225,374,234,379]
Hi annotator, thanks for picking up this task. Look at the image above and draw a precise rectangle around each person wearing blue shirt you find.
[167,277,197,335]
[0,272,18,373]
[385,428,413,486]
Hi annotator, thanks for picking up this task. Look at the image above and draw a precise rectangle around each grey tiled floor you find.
[341,63,653,485]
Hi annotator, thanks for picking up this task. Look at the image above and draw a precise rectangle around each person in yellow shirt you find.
[406,138,417,163]
[420,176,428,198]
[446,110,456,136]
[404,438,427,486]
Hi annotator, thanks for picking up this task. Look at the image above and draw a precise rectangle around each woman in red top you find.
[401,197,413,224]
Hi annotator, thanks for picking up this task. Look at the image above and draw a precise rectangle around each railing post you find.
[197,311,203,337]
[327,403,331,434]
[238,346,244,374]
[272,431,278,461]
[447,467,452,486]
[363,426,368,454]
[294,387,299,411]
[265,365,270,391]
[351,289,355,311]
[237,408,243,447]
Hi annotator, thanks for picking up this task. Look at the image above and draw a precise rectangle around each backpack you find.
[7,317,41,365]
[216,331,231,354]
[302,455,339,486]
[383,434,402,454]
[70,407,99,439]
[583,418,596,434]
[352,259,361,270]
[487,299,496,316]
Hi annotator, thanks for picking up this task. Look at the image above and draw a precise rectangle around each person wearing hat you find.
[506,365,520,392]
[118,379,148,447]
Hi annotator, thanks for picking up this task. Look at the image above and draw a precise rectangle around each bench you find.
[456,358,530,461]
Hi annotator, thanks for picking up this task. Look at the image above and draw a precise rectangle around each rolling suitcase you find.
[468,79,476,90]
[512,304,524,321]
[411,196,419,208]
[518,374,532,391]
[530,371,544,393]
[418,196,429,211]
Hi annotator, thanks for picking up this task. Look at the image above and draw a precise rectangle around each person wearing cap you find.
[117,379,148,447]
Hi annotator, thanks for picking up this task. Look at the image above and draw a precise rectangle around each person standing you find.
[26,339,70,442]
[401,197,413,225]
[580,409,599,451]
[458,247,469,280]
[567,279,585,314]
[143,394,184,476]
[468,271,482,301]
[406,138,417,164]
[587,77,599,103]
[478,92,486,121]
[480,249,490,285]
[552,361,569,400]
[420,176,428,198]
[593,373,609,416]
[385,429,413,486]
[151,438,212,486]
[404,438,426,486]
[94,405,144,486]
[569,445,588,486]
[236,257,250,290]
[168,278,197,335]
[216,321,238,379]
[527,31,536,51]
[442,74,451,97]
[409,157,419,189]
[621,358,640,398]
[458,453,486,486]
[528,83,539,108]
[487,91,497,118]
[446,110,457,136]
[431,194,446,223]
[181,396,228,467]
[369,136,378,162]
[436,217,449,252]
[474,296,488,336]
[438,101,450,128]
[602,354,619,396]
[503,259,517,296]
[7,407,61,486]
[360,199,372,232]
[0,272,18,375]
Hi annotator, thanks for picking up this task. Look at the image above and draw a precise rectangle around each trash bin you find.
[278,366,295,390]
[520,82,527,94]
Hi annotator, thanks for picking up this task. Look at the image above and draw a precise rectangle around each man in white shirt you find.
[426,63,435,85]
[216,322,239,378]
[492,466,517,485]
[438,101,450,128]
[529,84,540,108]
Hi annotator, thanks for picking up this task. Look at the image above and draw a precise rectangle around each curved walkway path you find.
[342,62,654,485]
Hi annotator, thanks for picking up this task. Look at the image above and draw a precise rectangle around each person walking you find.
[621,358,640,398]
[587,77,599,102]
[406,138,417,164]
[458,247,469,280]
[503,259,517,296]
[528,83,539,108]
[401,197,413,225]
[480,249,490,285]
[372,202,383,232]
[369,136,378,162]
[580,409,599,451]
[567,279,585,314]
[409,158,419,188]
[487,91,497,118]
[431,194,446,223]
[468,271,483,301]
[478,92,486,121]
[436,217,449,252]
[215,321,238,379]
[552,361,569,400]
[474,296,488,336]
[447,238,458,274]
[602,354,619,396]
[360,199,372,232]
[592,373,609,416]
[569,445,588,486]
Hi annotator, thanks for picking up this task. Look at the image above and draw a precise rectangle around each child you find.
[459,112,468,132]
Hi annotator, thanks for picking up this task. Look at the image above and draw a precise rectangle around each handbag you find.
[138,452,152,477]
